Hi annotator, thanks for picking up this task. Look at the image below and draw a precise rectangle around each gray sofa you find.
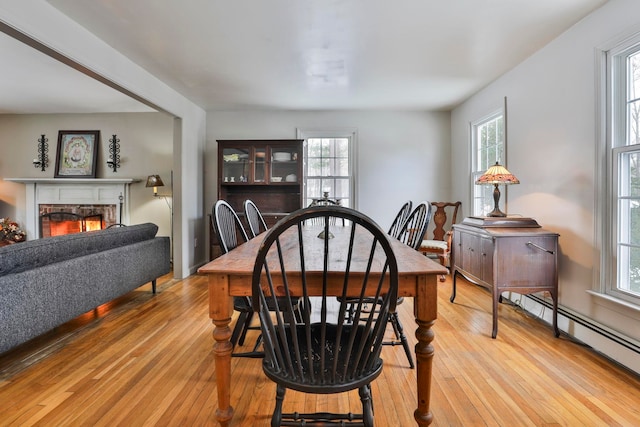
[0,222,170,354]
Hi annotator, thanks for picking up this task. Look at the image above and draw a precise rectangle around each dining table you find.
[198,223,448,426]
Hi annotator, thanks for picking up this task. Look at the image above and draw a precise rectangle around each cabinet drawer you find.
[494,236,557,289]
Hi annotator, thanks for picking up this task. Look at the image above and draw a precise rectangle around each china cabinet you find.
[211,139,303,259]
[451,217,559,338]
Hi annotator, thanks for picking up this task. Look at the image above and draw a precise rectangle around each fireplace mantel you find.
[5,178,139,185]
[5,178,141,239]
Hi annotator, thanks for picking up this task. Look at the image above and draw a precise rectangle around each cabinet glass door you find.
[270,148,298,183]
[254,147,266,183]
[222,147,249,183]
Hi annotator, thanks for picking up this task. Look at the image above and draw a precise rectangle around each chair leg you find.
[359,384,374,427]
[231,311,265,358]
[238,311,254,346]
[439,253,450,282]
[389,312,415,369]
[272,384,285,427]
[230,312,249,346]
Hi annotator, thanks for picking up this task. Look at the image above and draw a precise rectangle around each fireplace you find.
[39,205,116,237]
[5,178,137,240]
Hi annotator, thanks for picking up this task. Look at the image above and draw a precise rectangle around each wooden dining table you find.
[198,224,448,426]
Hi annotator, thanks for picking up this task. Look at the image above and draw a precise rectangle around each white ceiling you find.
[1,0,609,114]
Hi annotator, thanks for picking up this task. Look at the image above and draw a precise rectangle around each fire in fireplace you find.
[39,204,116,238]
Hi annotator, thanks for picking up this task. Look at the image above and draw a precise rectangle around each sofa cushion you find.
[0,222,158,277]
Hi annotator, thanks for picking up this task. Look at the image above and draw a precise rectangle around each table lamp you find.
[475,162,520,217]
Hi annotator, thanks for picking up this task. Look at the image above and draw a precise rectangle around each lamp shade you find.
[146,175,165,188]
[475,162,520,185]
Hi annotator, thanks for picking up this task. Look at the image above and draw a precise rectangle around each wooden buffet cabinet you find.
[210,139,303,259]
[451,217,559,338]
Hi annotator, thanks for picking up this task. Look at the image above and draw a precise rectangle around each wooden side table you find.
[451,217,559,338]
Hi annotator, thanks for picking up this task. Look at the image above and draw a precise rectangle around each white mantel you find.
[5,178,140,239]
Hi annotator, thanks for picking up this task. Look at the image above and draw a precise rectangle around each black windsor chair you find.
[212,200,262,358]
[252,205,399,427]
[244,199,268,238]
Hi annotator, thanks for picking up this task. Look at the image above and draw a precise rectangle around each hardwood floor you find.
[1,272,640,426]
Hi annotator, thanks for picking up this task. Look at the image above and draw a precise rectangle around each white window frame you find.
[470,109,505,216]
[596,31,640,306]
[296,128,357,209]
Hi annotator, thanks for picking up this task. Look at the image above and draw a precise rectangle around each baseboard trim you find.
[513,293,640,376]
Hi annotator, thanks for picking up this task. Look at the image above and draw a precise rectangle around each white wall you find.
[451,0,640,372]
[206,110,451,232]
[0,0,208,278]
[0,113,173,238]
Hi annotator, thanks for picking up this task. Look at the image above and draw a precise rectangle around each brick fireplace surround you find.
[5,178,138,240]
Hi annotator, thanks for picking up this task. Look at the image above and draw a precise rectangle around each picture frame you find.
[54,130,100,178]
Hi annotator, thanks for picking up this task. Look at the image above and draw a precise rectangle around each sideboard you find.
[451,217,559,338]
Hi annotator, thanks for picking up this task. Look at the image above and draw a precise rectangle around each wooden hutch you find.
[210,139,303,259]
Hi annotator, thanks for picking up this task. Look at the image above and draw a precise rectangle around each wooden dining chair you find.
[387,201,432,368]
[387,200,412,239]
[343,201,431,369]
[397,201,432,250]
[419,201,461,281]
[212,200,262,357]
[345,199,412,366]
[252,205,398,427]
[243,199,268,238]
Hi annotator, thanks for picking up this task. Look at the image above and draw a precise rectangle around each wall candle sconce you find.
[146,173,173,264]
[145,174,165,196]
[106,134,121,172]
[32,134,49,171]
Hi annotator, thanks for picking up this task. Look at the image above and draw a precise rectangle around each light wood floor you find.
[1,272,640,426]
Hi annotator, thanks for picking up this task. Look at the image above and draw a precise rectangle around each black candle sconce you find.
[32,134,49,171]
[106,134,121,172]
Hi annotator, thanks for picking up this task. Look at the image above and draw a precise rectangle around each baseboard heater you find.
[525,294,640,356]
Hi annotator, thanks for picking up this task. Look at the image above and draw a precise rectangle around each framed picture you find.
[54,130,100,178]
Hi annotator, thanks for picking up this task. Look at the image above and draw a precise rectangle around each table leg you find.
[209,274,234,426]
[413,274,438,426]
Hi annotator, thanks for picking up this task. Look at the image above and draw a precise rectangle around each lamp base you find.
[486,208,506,217]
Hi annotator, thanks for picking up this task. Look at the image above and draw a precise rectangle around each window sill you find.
[586,290,640,315]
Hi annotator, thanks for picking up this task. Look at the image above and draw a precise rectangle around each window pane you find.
[628,99,640,146]
[496,116,504,146]
[336,139,349,156]
[619,151,640,197]
[629,52,640,101]
[618,245,640,293]
[307,158,321,176]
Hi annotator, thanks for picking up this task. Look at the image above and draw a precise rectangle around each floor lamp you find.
[146,174,173,265]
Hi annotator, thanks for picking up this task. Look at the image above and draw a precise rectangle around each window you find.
[471,112,504,216]
[604,36,640,303]
[297,130,356,208]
